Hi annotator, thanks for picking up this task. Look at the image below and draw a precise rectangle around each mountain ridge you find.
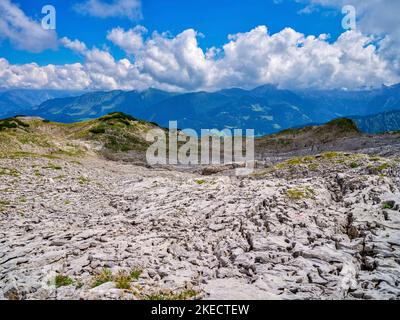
[2,83,400,136]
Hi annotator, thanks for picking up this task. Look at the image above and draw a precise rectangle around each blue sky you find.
[0,0,399,91]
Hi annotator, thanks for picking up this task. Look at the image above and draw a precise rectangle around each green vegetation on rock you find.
[54,275,74,288]
[286,186,315,201]
[91,268,113,288]
[0,117,29,131]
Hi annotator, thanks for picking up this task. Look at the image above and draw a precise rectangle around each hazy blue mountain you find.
[19,83,400,135]
[352,110,400,134]
[365,84,400,115]
[0,89,85,118]
[31,88,176,123]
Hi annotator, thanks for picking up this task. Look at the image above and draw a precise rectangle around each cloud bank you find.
[296,0,400,73]
[1,24,398,91]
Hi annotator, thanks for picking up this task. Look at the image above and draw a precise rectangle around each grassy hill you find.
[0,112,161,162]
[255,118,360,153]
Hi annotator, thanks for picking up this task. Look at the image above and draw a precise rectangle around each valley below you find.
[1,115,400,300]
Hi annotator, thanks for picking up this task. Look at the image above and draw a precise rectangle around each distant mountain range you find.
[0,89,85,119]
[1,84,400,135]
[352,110,400,134]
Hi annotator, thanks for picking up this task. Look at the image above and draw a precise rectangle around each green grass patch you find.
[375,163,390,172]
[0,117,30,131]
[321,152,341,159]
[42,163,62,170]
[275,156,316,170]
[286,186,315,201]
[382,201,395,210]
[114,271,132,290]
[130,268,142,280]
[16,133,52,147]
[0,152,59,160]
[91,268,113,288]
[308,163,319,171]
[0,200,11,211]
[349,162,360,168]
[19,197,27,203]
[54,275,74,288]
[78,176,90,185]
[34,169,42,177]
[91,267,142,289]
[0,167,20,177]
[369,156,382,162]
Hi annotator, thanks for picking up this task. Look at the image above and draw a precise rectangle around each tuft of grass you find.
[114,271,132,290]
[78,176,90,185]
[382,201,395,210]
[55,275,74,288]
[286,156,314,166]
[19,197,27,203]
[274,156,315,170]
[42,163,62,170]
[308,163,319,171]
[375,163,390,172]
[130,268,142,280]
[321,152,340,159]
[0,167,20,177]
[350,162,360,169]
[369,156,382,162]
[195,180,206,185]
[286,186,315,201]
[0,200,11,212]
[34,170,42,177]
[91,267,142,290]
[91,268,113,288]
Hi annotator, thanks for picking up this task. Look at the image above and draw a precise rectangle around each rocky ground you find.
[1,151,400,300]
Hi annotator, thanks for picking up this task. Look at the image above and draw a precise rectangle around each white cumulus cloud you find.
[295,0,400,73]
[60,37,87,54]
[106,25,147,55]
[107,25,399,91]
[0,0,57,53]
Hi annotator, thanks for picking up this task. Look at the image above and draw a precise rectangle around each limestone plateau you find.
[1,114,400,300]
